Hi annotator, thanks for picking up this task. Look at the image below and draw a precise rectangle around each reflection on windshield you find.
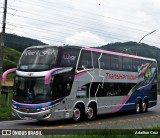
[13,76,52,103]
[18,47,58,71]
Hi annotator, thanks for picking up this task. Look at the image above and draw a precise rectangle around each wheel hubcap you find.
[142,102,146,112]
[87,107,93,119]
[136,103,140,113]
[73,108,80,120]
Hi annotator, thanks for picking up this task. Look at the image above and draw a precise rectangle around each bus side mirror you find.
[2,68,16,83]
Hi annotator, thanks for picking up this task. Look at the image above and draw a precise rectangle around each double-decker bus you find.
[2,45,158,122]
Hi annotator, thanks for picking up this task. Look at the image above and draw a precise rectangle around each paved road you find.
[0,96,160,131]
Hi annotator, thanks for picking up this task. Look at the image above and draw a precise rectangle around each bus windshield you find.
[17,47,58,71]
[13,76,53,103]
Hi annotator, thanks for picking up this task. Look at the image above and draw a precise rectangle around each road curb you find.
[0,117,19,121]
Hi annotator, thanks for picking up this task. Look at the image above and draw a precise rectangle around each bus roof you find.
[25,45,156,62]
[26,45,82,49]
[82,47,156,62]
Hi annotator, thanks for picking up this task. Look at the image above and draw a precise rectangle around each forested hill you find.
[4,33,46,52]
[100,42,159,59]
[1,33,46,71]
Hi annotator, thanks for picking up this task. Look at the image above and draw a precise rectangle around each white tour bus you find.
[2,45,158,122]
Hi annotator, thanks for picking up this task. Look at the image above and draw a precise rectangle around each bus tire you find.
[86,103,97,121]
[142,100,148,113]
[135,100,142,113]
[72,104,84,122]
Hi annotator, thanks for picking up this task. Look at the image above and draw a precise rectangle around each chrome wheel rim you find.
[136,103,140,113]
[87,107,93,119]
[73,108,80,121]
[142,102,146,112]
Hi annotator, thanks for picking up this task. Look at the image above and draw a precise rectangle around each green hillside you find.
[101,41,159,59]
[0,33,46,71]
[3,47,21,71]
[4,33,46,52]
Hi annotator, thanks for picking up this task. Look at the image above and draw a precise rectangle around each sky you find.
[1,0,160,48]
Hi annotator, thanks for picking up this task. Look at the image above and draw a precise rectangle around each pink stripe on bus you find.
[74,69,93,80]
[82,47,152,60]
[2,68,16,83]
[44,68,61,85]
[112,95,130,113]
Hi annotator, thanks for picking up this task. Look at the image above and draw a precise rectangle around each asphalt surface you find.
[0,96,159,131]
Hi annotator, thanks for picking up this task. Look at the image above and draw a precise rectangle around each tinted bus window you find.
[122,57,132,71]
[151,61,156,68]
[93,52,101,68]
[132,59,141,72]
[99,54,110,70]
[78,50,92,70]
[60,49,80,68]
[142,60,152,65]
[110,55,122,70]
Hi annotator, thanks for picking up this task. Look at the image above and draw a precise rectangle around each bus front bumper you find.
[12,108,52,120]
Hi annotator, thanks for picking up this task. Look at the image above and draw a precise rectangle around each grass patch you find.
[151,126,160,129]
[44,126,160,138]
[0,93,12,118]
[0,106,12,118]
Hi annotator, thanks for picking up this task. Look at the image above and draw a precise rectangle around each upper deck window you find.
[17,47,58,71]
[59,48,80,68]
[132,59,141,72]
[77,50,93,70]
[122,57,132,71]
[110,55,122,70]
[99,54,110,70]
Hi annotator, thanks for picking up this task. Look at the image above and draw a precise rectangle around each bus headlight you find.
[41,106,53,111]
[12,104,17,109]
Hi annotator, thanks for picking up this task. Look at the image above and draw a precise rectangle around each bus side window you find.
[122,57,132,71]
[151,61,156,68]
[99,54,110,70]
[78,50,92,70]
[93,52,100,69]
[132,59,141,72]
[142,60,152,65]
[111,55,122,71]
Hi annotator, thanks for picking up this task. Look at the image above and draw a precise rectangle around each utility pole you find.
[0,0,8,91]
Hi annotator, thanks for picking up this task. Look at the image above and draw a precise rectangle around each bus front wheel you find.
[73,104,84,122]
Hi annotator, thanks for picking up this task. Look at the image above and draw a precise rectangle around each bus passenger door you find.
[51,71,74,120]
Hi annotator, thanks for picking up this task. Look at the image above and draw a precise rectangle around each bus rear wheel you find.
[86,104,96,120]
[135,100,142,113]
[73,105,84,122]
[142,100,148,112]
